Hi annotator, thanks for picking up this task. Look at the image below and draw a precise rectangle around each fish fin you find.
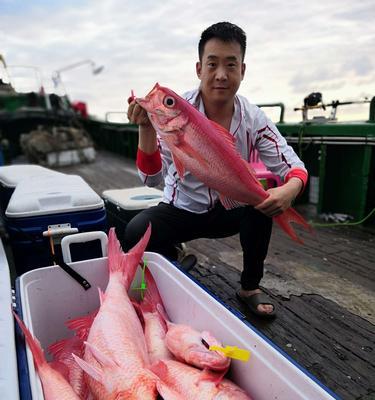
[171,153,185,180]
[156,381,184,400]
[65,310,97,340]
[274,207,313,244]
[156,303,171,327]
[198,368,226,386]
[84,341,119,368]
[48,338,71,359]
[108,227,123,273]
[131,300,145,329]
[98,287,106,305]
[72,354,103,383]
[150,360,169,381]
[122,223,152,289]
[13,311,46,369]
[139,301,154,314]
[219,194,246,210]
[143,268,166,311]
[209,120,236,149]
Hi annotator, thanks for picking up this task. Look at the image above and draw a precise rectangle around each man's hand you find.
[127,99,158,154]
[127,100,153,128]
[255,178,303,217]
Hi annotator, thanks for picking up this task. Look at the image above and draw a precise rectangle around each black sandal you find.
[236,291,277,319]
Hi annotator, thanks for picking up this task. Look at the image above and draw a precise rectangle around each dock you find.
[52,150,375,400]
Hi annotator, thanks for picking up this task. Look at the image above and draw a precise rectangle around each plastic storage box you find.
[0,164,61,214]
[5,174,107,275]
[17,249,338,400]
[102,186,163,239]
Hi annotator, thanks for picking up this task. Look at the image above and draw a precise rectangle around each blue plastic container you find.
[5,174,107,275]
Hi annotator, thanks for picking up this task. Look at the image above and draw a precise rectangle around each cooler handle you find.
[61,231,108,263]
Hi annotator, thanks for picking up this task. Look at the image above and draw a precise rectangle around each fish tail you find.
[274,207,313,244]
[108,227,123,274]
[122,223,152,289]
[13,311,46,370]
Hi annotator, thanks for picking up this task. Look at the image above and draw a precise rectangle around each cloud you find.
[0,0,374,122]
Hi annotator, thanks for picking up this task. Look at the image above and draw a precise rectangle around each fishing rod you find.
[294,92,370,121]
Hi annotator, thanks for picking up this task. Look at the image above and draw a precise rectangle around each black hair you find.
[198,22,246,61]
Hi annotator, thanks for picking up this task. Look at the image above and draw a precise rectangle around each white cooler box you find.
[5,174,107,275]
[102,186,163,241]
[16,242,338,400]
[0,164,62,214]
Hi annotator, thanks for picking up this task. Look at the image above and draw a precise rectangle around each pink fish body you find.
[74,226,158,399]
[151,360,253,400]
[13,312,80,400]
[165,324,230,371]
[136,83,311,243]
[141,267,229,371]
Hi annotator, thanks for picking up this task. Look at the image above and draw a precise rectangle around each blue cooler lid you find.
[6,174,104,218]
[0,164,61,188]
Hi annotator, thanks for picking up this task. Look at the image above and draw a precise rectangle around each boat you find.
[0,66,374,399]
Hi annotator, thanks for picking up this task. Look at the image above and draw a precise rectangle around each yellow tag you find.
[209,345,250,362]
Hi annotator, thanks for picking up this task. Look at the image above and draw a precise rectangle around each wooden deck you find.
[55,150,375,400]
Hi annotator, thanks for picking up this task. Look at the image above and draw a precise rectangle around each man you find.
[126,22,307,318]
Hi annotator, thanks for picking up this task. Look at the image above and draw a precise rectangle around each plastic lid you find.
[6,174,104,218]
[0,164,62,188]
[102,187,163,210]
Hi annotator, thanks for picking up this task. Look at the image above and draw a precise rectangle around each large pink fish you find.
[134,270,174,364]
[73,226,158,399]
[151,360,253,399]
[136,83,311,243]
[13,312,80,400]
[141,267,230,371]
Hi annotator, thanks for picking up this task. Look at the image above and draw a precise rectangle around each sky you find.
[1,0,374,123]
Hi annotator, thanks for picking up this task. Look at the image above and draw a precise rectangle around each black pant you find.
[123,202,272,291]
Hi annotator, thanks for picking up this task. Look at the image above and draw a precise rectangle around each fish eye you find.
[163,96,175,108]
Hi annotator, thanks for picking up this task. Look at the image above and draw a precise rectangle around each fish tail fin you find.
[122,223,152,289]
[274,207,313,244]
[13,311,46,370]
[108,227,123,274]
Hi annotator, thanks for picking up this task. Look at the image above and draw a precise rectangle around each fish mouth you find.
[136,83,161,112]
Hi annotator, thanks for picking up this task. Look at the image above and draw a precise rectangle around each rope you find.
[309,208,375,227]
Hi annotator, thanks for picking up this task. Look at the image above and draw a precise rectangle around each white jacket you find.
[138,89,306,214]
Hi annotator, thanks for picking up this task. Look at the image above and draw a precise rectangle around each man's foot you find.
[236,288,276,319]
[179,254,198,272]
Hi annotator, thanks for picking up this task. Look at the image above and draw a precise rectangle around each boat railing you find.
[257,102,285,123]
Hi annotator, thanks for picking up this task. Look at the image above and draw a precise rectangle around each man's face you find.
[196,38,245,105]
